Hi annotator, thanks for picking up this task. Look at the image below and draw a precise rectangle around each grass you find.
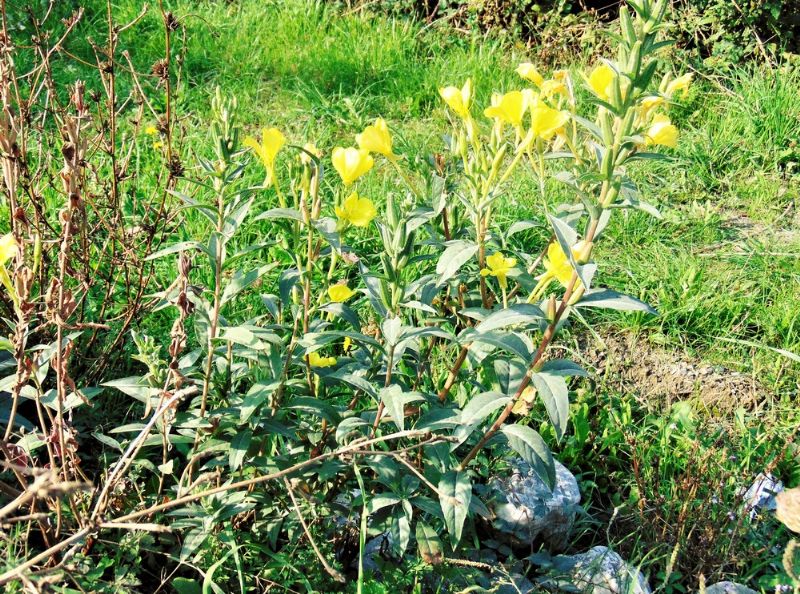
[62,0,799,386]
[7,0,800,590]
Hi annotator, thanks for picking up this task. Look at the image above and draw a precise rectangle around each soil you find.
[572,331,764,412]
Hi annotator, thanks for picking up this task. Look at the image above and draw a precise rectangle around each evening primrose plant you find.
[128,0,681,567]
[1,0,696,588]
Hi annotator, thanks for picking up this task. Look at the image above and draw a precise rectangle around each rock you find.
[356,532,397,575]
[490,458,581,551]
[542,546,651,594]
[742,473,783,520]
[703,582,758,594]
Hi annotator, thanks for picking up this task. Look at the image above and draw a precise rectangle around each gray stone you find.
[543,546,651,594]
[491,458,581,551]
[703,582,758,594]
[357,532,396,574]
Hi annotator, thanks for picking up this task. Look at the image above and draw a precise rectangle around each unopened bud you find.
[574,240,593,264]
[546,294,556,322]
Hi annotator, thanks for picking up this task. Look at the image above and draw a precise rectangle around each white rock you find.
[544,546,651,594]
[491,458,581,551]
[703,582,758,594]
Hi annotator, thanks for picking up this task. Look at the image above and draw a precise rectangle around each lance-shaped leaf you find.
[229,429,251,471]
[494,358,528,396]
[501,424,555,489]
[438,470,472,547]
[476,304,545,334]
[573,288,656,314]
[416,522,443,565]
[253,207,304,223]
[436,240,478,285]
[379,385,425,431]
[221,262,279,305]
[539,359,589,378]
[531,370,570,441]
[463,329,533,362]
[335,416,370,444]
[452,391,510,448]
[145,241,202,261]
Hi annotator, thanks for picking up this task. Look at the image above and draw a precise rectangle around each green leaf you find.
[476,304,545,334]
[381,317,404,347]
[203,547,234,594]
[436,240,478,285]
[229,429,252,471]
[286,396,339,424]
[500,424,555,489]
[379,385,425,432]
[319,303,360,331]
[531,371,569,441]
[92,432,123,452]
[574,288,656,314]
[572,115,604,140]
[464,330,533,362]
[494,359,528,396]
[416,521,443,565]
[453,391,510,447]
[173,577,202,594]
[144,241,201,261]
[539,359,589,377]
[438,470,472,547]
[221,263,279,305]
[222,196,254,239]
[326,370,378,399]
[366,495,401,514]
[380,384,405,432]
[336,416,370,444]
[102,377,158,404]
[507,220,539,237]
[254,207,304,223]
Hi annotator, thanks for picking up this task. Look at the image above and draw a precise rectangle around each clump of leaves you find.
[0,0,709,590]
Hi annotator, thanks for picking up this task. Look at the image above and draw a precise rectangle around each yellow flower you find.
[639,95,665,119]
[544,241,578,286]
[439,79,473,119]
[553,69,570,83]
[356,117,394,158]
[530,104,570,141]
[540,79,568,99]
[532,240,591,301]
[332,147,373,186]
[484,91,527,127]
[586,63,617,102]
[644,114,678,148]
[335,191,377,227]
[327,283,356,303]
[665,73,693,98]
[516,63,544,87]
[153,141,164,150]
[0,233,18,265]
[0,233,17,303]
[145,125,158,136]
[343,336,353,353]
[244,127,286,185]
[480,252,517,290]
[307,351,337,368]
